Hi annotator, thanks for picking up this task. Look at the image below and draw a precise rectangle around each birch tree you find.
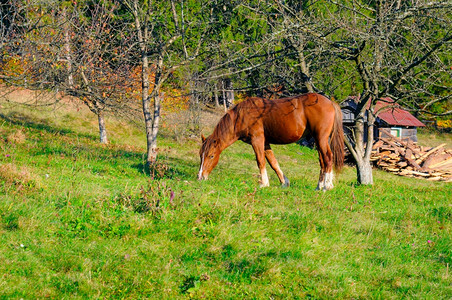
[118,0,213,165]
[64,1,136,144]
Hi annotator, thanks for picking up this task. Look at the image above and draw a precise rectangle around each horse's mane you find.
[202,109,236,151]
[202,98,260,150]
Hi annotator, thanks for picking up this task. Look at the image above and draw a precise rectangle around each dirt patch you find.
[0,85,89,113]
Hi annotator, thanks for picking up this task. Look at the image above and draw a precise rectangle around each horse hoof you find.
[281,175,290,188]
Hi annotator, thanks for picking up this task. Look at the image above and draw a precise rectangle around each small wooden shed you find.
[341,97,425,143]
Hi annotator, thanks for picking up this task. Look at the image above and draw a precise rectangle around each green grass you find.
[418,127,452,149]
[0,102,451,299]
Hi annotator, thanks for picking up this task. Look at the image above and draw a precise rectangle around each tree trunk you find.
[222,80,227,112]
[147,92,162,163]
[63,8,73,88]
[345,111,375,185]
[214,85,219,108]
[141,60,154,165]
[299,49,314,93]
[132,0,158,167]
[98,111,108,144]
[356,158,373,185]
[80,70,108,145]
[224,78,234,107]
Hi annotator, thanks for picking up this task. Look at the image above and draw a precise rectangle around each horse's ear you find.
[201,134,206,142]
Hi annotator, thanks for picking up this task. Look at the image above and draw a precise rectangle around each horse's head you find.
[198,134,221,180]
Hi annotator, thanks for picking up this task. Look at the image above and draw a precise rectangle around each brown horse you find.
[198,93,344,190]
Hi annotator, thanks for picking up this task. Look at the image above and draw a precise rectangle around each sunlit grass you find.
[0,102,451,298]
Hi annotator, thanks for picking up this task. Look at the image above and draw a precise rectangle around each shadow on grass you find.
[1,110,198,180]
[132,156,197,180]
[0,111,98,141]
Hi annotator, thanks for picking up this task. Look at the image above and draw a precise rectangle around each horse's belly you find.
[265,131,303,144]
[264,117,305,144]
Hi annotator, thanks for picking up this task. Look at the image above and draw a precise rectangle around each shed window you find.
[390,127,402,138]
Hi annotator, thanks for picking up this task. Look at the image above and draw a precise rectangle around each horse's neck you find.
[220,134,238,152]
[216,129,237,152]
[217,113,239,151]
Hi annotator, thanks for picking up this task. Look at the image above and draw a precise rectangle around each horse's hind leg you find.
[265,144,289,187]
[315,135,334,191]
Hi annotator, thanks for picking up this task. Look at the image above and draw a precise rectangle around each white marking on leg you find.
[198,153,205,180]
[316,179,325,191]
[324,172,334,191]
[316,172,325,191]
[260,168,269,187]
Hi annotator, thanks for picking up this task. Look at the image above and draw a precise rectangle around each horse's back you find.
[235,93,335,144]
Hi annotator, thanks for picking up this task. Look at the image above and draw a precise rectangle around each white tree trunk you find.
[131,0,159,166]
[222,80,227,112]
[147,92,162,163]
[63,8,73,88]
[214,85,219,108]
[98,111,108,144]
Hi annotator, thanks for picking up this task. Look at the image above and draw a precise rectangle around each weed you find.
[6,129,26,144]
[0,163,40,190]
[2,213,19,231]
[117,180,175,215]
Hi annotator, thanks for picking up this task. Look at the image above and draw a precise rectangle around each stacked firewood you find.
[371,130,452,182]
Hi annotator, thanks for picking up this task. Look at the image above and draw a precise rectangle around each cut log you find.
[379,151,392,157]
[426,176,444,181]
[382,139,406,156]
[422,153,452,170]
[404,151,421,170]
[402,170,430,177]
[397,161,408,168]
[373,140,384,149]
[429,156,452,169]
[416,143,446,164]
[385,167,400,172]
[434,164,452,171]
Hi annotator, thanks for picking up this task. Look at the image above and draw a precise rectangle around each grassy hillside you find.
[0,98,451,299]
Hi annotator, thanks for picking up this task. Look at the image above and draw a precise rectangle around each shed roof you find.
[341,97,425,127]
[375,99,425,127]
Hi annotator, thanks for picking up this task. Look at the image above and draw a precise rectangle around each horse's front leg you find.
[265,144,289,187]
[251,137,269,187]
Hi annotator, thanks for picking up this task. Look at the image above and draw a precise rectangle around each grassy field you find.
[0,98,451,299]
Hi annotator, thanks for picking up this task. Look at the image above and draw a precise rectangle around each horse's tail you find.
[330,101,345,172]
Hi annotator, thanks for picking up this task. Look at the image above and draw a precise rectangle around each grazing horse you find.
[198,93,344,191]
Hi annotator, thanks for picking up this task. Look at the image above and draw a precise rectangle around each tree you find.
[0,1,140,144]
[0,0,35,85]
[63,1,138,144]
[118,0,215,165]
[324,0,452,184]
[225,0,451,185]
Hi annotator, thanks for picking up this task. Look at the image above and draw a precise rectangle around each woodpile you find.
[371,129,452,182]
